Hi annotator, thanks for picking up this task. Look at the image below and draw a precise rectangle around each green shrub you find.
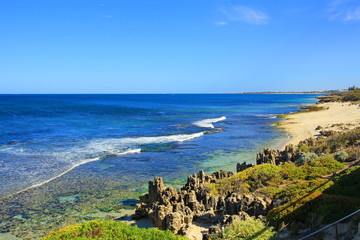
[326,166,360,198]
[342,89,360,101]
[308,155,344,173]
[346,146,360,161]
[267,166,360,226]
[277,162,308,181]
[298,144,311,153]
[42,220,187,240]
[335,151,349,162]
[271,179,332,202]
[211,219,276,240]
[210,164,282,195]
[300,105,328,112]
[311,128,360,155]
[297,153,318,165]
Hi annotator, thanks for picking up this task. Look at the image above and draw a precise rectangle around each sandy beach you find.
[280,102,360,147]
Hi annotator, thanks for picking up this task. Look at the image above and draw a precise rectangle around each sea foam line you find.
[118,132,205,144]
[193,116,226,128]
[1,148,141,200]
[2,131,211,199]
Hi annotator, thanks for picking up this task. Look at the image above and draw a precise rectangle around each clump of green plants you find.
[298,143,311,153]
[208,164,282,195]
[297,127,360,155]
[296,152,318,165]
[210,219,276,240]
[42,220,188,240]
[300,105,328,112]
[267,165,360,227]
[346,146,360,161]
[342,88,360,101]
[335,151,349,162]
[319,87,360,102]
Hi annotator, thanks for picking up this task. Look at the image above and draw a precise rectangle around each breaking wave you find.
[193,116,227,128]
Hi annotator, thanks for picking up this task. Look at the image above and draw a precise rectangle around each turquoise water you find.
[0,94,319,238]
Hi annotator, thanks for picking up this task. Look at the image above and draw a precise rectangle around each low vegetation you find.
[208,127,360,235]
[299,127,360,159]
[210,219,276,240]
[42,220,187,240]
[209,156,344,196]
[299,105,328,112]
[319,87,360,102]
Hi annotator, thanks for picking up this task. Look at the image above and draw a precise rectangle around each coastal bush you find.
[300,105,328,112]
[213,155,343,198]
[297,153,317,165]
[266,190,323,224]
[211,164,282,195]
[211,219,276,240]
[325,166,360,198]
[277,162,308,181]
[298,143,311,153]
[346,146,360,161]
[267,166,360,226]
[319,88,360,102]
[308,155,344,171]
[42,220,187,240]
[311,128,360,154]
[335,151,349,162]
[269,179,332,203]
[342,88,360,101]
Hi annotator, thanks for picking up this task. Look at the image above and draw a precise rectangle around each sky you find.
[0,0,359,93]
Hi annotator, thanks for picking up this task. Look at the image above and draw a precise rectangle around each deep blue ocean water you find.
[0,94,319,199]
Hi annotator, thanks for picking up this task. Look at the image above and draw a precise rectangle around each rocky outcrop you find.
[236,162,253,172]
[134,170,273,235]
[256,144,302,165]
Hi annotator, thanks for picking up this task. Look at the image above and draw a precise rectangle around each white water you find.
[2,148,142,199]
[193,116,227,128]
[0,131,208,199]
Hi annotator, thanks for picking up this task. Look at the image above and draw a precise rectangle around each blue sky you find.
[0,0,359,93]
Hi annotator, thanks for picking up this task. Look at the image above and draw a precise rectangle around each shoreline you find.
[0,95,329,240]
[278,101,360,147]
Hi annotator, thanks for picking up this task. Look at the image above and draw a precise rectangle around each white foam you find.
[1,131,209,199]
[2,148,141,199]
[193,116,226,128]
[253,114,277,119]
[117,132,205,144]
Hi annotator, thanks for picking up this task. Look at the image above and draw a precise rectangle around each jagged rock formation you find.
[134,170,273,235]
[236,162,253,172]
[256,144,302,165]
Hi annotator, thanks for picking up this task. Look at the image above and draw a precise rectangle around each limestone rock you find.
[134,170,273,235]
[236,162,253,172]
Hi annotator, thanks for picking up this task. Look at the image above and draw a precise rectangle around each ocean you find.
[0,94,319,238]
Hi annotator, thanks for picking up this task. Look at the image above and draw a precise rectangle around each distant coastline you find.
[239,90,338,94]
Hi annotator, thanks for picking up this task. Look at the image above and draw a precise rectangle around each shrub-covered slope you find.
[42,220,188,240]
